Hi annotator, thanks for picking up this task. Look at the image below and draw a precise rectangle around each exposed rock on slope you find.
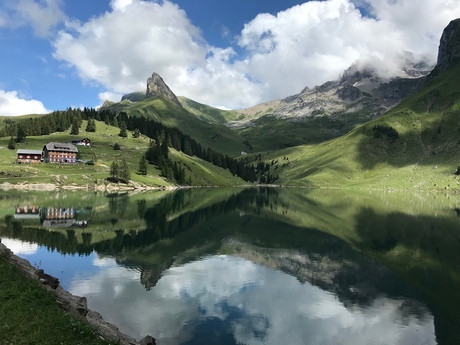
[434,18,460,74]
[230,57,432,130]
[146,72,182,107]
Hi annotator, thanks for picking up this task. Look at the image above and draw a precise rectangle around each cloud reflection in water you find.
[69,255,435,345]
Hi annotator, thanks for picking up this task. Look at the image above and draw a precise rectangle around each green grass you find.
[103,96,249,156]
[0,256,114,345]
[235,103,382,151]
[178,96,240,124]
[260,62,460,190]
[169,149,246,186]
[0,120,246,188]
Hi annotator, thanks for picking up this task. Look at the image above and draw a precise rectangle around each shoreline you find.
[0,240,155,345]
[0,181,177,192]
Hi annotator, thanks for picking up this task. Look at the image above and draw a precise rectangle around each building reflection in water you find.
[14,205,88,228]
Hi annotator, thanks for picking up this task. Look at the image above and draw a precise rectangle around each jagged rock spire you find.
[146,72,182,107]
[434,18,460,74]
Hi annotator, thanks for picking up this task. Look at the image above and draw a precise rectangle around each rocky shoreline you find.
[0,181,177,192]
[0,240,156,345]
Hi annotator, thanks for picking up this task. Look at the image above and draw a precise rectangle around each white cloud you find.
[68,255,437,344]
[1,238,38,255]
[51,0,460,109]
[0,90,51,116]
[98,91,124,105]
[0,0,66,37]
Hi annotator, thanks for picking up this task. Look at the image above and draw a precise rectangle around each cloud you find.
[1,238,38,255]
[0,90,51,116]
[51,0,460,109]
[68,255,437,344]
[97,91,124,106]
[0,0,66,37]
[51,0,265,108]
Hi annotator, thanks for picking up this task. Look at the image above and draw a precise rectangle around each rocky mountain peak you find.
[146,72,182,107]
[434,18,460,74]
[340,65,377,85]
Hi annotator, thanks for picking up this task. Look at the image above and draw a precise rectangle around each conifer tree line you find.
[0,107,278,183]
[96,110,259,183]
[0,107,96,138]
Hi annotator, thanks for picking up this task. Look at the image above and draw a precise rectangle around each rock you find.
[433,18,460,74]
[35,269,60,289]
[139,335,156,345]
[146,72,182,107]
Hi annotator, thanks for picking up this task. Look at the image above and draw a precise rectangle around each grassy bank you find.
[0,256,114,345]
[0,120,246,188]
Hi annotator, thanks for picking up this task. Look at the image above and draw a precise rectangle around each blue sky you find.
[1,0,460,116]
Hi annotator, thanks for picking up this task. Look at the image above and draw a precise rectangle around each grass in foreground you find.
[0,256,113,345]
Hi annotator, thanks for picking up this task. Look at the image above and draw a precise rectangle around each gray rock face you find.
[435,18,460,74]
[146,72,182,107]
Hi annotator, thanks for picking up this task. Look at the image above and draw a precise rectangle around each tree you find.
[119,159,131,183]
[161,138,169,160]
[15,125,27,143]
[138,154,148,175]
[70,118,80,135]
[85,118,96,132]
[113,142,121,150]
[7,136,15,150]
[119,121,127,138]
[132,128,140,138]
[110,161,119,181]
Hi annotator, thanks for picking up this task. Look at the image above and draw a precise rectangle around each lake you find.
[1,187,459,345]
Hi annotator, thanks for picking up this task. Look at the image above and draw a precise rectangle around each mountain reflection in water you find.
[1,188,459,345]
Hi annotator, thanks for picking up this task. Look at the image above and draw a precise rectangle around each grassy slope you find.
[178,96,240,124]
[0,120,246,188]
[265,63,460,190]
[105,96,250,156]
[235,104,382,152]
[0,256,114,345]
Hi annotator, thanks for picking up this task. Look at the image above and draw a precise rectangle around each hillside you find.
[101,94,251,157]
[0,119,247,189]
[261,60,460,190]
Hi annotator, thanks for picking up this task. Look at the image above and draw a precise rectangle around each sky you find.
[1,0,460,116]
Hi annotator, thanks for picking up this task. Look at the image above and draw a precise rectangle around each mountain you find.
[146,72,183,107]
[228,54,432,151]
[260,18,460,190]
[105,56,431,154]
[100,77,251,156]
[432,18,460,75]
[99,18,457,171]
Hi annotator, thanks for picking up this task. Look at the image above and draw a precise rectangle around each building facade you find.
[71,138,91,146]
[16,149,42,164]
[42,142,78,163]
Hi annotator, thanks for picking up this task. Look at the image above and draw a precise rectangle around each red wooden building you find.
[16,149,42,164]
[42,142,78,163]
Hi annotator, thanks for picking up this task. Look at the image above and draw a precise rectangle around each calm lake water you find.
[1,187,459,345]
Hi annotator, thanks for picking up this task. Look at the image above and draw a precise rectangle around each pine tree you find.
[138,154,148,175]
[70,118,80,135]
[110,161,119,181]
[7,136,15,150]
[15,125,27,143]
[85,118,96,132]
[119,159,131,183]
[161,138,169,160]
[119,121,128,138]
